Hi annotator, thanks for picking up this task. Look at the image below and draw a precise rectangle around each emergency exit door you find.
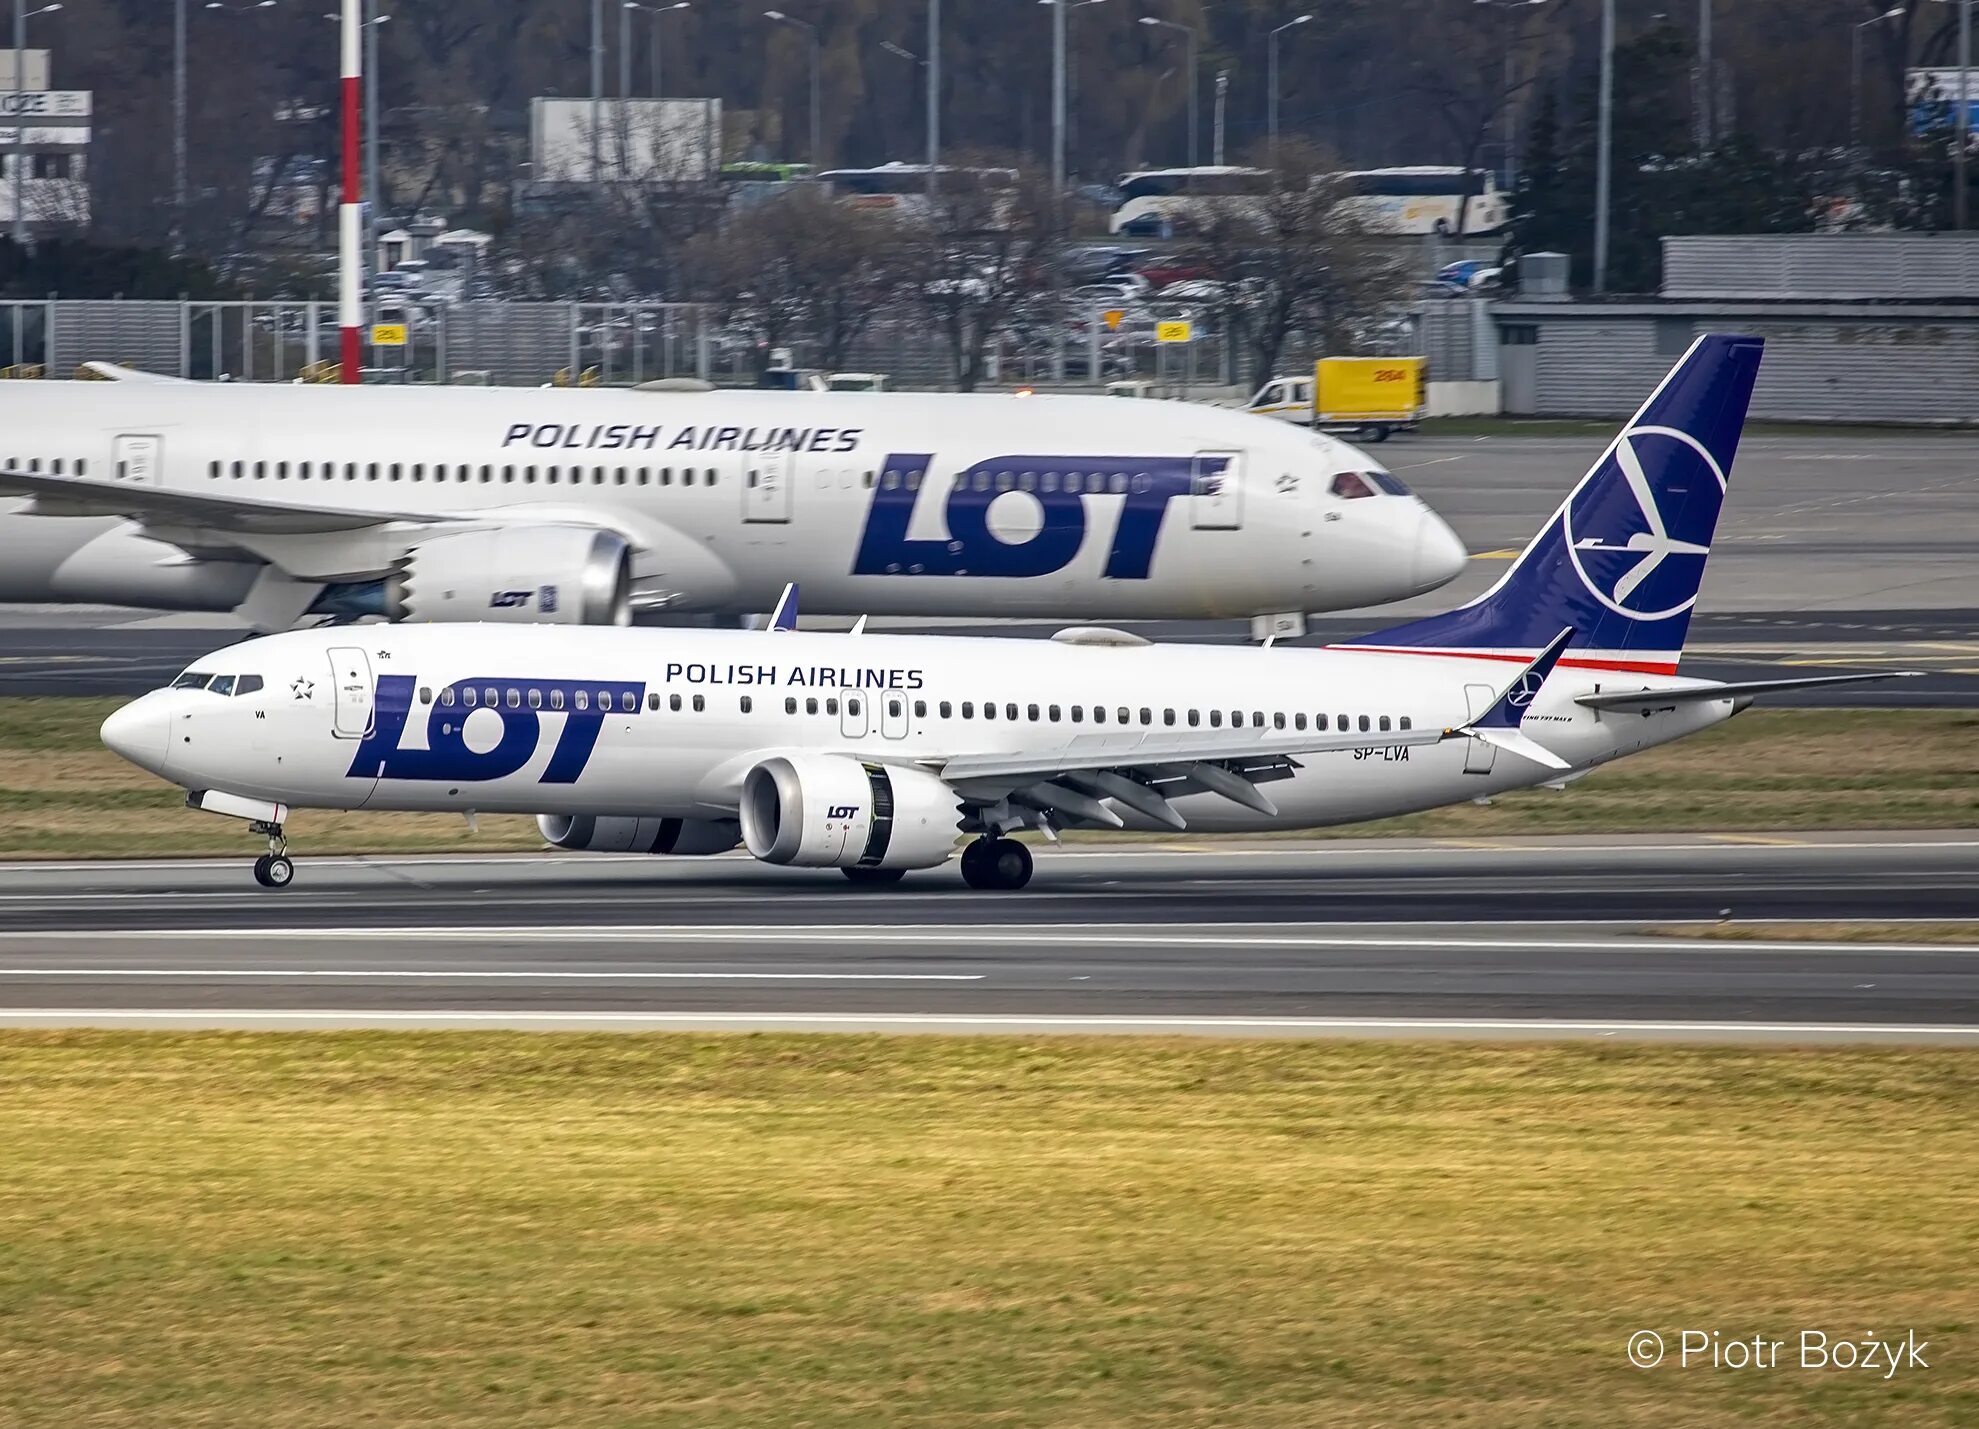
[113,434,163,484]
[744,451,793,522]
[328,647,375,739]
[1190,451,1243,529]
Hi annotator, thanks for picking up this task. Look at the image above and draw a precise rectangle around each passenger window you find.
[237,675,263,696]
[692,695,705,712]
[913,700,926,717]
[1139,708,1151,725]
[936,701,948,718]
[826,698,839,715]
[1004,702,1017,720]
[419,686,433,705]
[1188,710,1200,726]
[1027,703,1040,721]
[1252,712,1265,728]
[1163,709,1176,726]
[1358,715,1371,732]
[1273,712,1286,729]
[505,688,521,709]
[1048,704,1060,721]
[741,696,753,714]
[1093,706,1105,725]
[960,701,973,718]
[527,689,542,709]
[645,692,660,711]
[548,689,564,711]
[1118,707,1129,724]
[572,689,587,711]
[1294,713,1306,730]
[983,702,996,721]
[1379,715,1391,732]
[621,692,636,713]
[806,697,819,715]
[462,687,478,708]
[847,698,861,716]
[670,694,682,712]
[1400,716,1413,730]
[1071,706,1084,723]
[1210,710,1223,728]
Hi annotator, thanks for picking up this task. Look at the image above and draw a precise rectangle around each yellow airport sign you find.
[1155,319,1193,344]
[370,322,409,347]
[1102,308,1125,331]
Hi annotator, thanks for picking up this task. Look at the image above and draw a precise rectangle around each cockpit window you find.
[1330,472,1376,500]
[1366,470,1413,497]
[208,674,237,697]
[236,675,264,696]
[171,671,213,690]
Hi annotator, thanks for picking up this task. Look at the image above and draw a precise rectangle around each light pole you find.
[764,11,820,169]
[1472,1,1545,190]
[1852,7,1905,154]
[181,4,275,253]
[1267,13,1311,168]
[1037,0,1107,192]
[624,2,688,98]
[1696,0,1711,147]
[1593,0,1613,292]
[8,1,59,249]
[1212,67,1228,165]
[879,39,927,161]
[1138,15,1198,168]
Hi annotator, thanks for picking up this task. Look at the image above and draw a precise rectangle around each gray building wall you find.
[1663,234,1979,301]
[1495,303,1979,423]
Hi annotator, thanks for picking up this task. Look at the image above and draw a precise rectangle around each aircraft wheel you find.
[843,866,907,886]
[254,854,295,889]
[963,837,1032,891]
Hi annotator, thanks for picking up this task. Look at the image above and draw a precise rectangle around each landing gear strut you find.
[249,820,294,889]
[959,836,1033,891]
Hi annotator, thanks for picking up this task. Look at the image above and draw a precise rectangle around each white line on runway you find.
[0,967,981,981]
[3,928,1974,955]
[0,1009,1972,1041]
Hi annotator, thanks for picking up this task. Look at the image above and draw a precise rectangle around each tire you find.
[262,855,295,889]
[959,839,996,890]
[252,854,273,887]
[842,866,907,886]
[984,838,1033,891]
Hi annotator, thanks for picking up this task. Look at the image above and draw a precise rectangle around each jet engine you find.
[386,527,632,625]
[739,754,964,870]
[537,814,741,856]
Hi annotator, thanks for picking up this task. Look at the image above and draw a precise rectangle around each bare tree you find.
[1178,139,1412,390]
[898,160,1066,391]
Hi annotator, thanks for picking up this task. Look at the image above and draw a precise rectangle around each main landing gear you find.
[249,820,295,889]
[959,836,1033,891]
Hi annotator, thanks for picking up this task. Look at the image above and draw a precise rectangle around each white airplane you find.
[100,335,1914,889]
[0,366,1465,632]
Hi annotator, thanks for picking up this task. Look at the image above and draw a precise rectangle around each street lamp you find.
[1267,13,1311,168]
[623,2,688,100]
[1853,7,1906,154]
[1931,0,1974,230]
[1594,0,1612,291]
[9,1,60,249]
[1138,14,1198,168]
[1039,0,1106,191]
[764,10,820,169]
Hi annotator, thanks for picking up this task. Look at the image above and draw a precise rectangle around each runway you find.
[6,835,1979,1041]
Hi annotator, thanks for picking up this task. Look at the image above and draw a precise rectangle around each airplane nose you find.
[100,696,172,776]
[1412,508,1469,593]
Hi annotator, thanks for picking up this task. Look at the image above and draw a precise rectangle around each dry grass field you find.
[0,1034,1974,1426]
[4,698,1977,857]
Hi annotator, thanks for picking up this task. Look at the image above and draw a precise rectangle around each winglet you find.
[767,582,799,632]
[1462,627,1574,769]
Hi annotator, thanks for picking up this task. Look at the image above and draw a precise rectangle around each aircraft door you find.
[1190,451,1243,530]
[1462,684,1498,774]
[744,450,794,523]
[839,690,869,739]
[328,646,375,739]
[113,434,164,485]
[880,691,909,740]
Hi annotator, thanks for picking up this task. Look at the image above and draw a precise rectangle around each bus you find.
[1333,167,1509,237]
[1108,167,1271,237]
[815,162,1020,218]
[1108,164,1509,238]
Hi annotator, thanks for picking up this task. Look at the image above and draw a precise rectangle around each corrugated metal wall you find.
[1507,309,1979,422]
[49,301,182,375]
[1663,235,1979,301]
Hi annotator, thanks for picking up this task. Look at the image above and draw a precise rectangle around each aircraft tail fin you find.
[1341,333,1763,675]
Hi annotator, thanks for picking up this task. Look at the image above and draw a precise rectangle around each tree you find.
[1176,139,1411,390]
[899,160,1066,392]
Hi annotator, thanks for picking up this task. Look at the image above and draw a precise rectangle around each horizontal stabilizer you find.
[1576,671,1922,712]
[1471,728,1571,771]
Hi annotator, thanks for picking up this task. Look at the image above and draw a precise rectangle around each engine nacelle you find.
[740,754,964,870]
[537,814,741,856]
[386,527,632,625]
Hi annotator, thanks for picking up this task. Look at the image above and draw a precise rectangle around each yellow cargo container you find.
[1313,356,1425,442]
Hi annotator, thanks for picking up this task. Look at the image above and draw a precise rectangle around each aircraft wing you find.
[1575,671,1921,713]
[0,466,442,535]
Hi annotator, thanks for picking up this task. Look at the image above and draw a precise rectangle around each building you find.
[0,49,90,234]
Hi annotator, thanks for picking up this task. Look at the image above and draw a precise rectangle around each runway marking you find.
[0,1010,1973,1041]
[5,929,1977,955]
[1469,549,1519,561]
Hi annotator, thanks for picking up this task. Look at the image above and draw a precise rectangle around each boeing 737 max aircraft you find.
[101,336,1912,888]
[0,370,1464,630]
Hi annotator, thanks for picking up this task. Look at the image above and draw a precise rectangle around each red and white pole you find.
[338,0,363,383]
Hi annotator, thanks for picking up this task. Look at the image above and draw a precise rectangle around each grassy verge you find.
[5,699,1978,857]
[1651,923,1979,946]
[0,1034,1974,1425]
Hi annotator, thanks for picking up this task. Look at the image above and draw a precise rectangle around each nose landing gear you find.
[959,836,1033,891]
[249,820,294,889]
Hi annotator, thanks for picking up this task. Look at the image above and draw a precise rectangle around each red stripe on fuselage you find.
[1328,645,1682,676]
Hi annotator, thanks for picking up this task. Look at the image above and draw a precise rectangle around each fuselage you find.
[105,623,1735,834]
[0,383,1466,620]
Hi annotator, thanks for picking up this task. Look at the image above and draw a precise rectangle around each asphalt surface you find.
[6,430,1978,702]
[5,836,1979,1041]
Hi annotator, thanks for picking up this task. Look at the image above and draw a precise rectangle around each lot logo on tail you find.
[1563,425,1725,622]
[347,674,643,784]
[853,452,1220,580]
